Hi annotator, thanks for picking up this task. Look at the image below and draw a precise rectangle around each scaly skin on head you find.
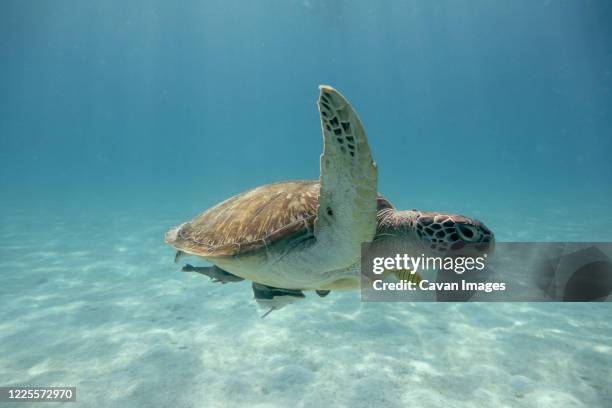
[376,208,495,257]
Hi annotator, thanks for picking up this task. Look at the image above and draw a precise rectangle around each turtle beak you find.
[481,232,495,255]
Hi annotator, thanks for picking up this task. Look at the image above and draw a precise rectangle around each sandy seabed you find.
[0,208,610,408]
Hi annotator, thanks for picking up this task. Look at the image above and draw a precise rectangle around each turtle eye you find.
[455,223,480,242]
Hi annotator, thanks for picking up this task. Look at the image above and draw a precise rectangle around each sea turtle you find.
[165,85,494,315]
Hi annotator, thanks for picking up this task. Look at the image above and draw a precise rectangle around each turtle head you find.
[413,211,495,255]
[377,209,495,257]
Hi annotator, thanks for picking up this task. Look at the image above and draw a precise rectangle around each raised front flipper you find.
[315,86,378,270]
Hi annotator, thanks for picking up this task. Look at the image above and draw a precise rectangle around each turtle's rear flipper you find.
[174,250,186,263]
[316,290,331,297]
[182,264,244,284]
[252,282,305,317]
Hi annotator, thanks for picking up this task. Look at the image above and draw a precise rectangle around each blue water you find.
[1,1,611,407]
